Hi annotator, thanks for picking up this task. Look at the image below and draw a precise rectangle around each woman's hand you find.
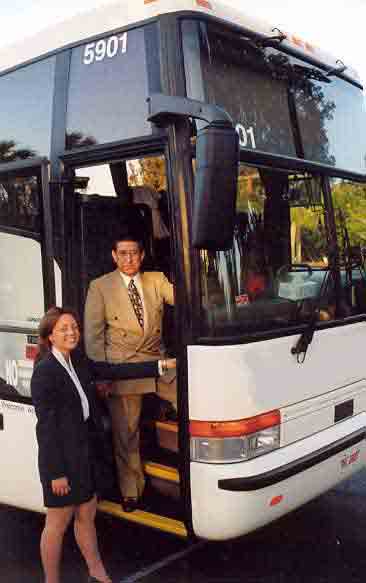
[165,358,176,370]
[51,477,71,496]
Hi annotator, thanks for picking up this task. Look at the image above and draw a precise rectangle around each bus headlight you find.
[190,410,280,463]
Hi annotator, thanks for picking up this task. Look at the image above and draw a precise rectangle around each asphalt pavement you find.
[1,468,366,582]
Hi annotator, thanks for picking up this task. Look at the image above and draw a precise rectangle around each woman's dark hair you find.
[37,306,80,361]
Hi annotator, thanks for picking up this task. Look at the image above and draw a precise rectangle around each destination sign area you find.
[182,20,366,175]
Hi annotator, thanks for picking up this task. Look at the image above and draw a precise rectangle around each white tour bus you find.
[0,0,366,541]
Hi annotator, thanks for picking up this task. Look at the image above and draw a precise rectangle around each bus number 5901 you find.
[83,33,128,65]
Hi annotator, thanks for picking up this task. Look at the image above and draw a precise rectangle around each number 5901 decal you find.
[83,32,128,65]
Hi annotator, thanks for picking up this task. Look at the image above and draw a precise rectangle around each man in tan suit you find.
[84,235,176,512]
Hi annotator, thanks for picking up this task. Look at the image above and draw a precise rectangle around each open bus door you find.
[61,156,187,537]
[0,159,57,512]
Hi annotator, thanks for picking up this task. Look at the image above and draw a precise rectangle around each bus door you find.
[64,155,175,335]
[0,160,57,512]
[62,155,183,524]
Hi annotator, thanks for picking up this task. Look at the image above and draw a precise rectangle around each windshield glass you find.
[182,20,366,175]
[332,179,366,314]
[200,165,335,338]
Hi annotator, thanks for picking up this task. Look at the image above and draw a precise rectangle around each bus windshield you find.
[199,166,366,338]
[182,20,366,175]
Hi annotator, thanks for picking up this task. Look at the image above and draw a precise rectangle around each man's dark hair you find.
[112,234,144,252]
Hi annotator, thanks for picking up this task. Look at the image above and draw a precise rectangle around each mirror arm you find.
[147,93,234,127]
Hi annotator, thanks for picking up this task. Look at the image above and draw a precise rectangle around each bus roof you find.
[0,0,361,84]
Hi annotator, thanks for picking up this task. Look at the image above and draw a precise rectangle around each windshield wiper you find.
[291,269,331,363]
[291,64,331,84]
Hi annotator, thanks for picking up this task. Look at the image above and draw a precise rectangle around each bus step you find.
[144,461,180,483]
[155,420,178,453]
[144,461,180,500]
[98,499,187,538]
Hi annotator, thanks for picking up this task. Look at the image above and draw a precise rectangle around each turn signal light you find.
[190,410,281,464]
[190,410,280,437]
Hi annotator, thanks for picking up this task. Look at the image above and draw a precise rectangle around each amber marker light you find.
[190,410,281,438]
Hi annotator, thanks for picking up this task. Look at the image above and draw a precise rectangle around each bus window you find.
[183,19,366,175]
[0,57,55,164]
[66,26,154,149]
[0,175,44,324]
[0,175,40,232]
[0,232,44,324]
[75,155,171,277]
[75,155,175,351]
[332,178,366,316]
[199,165,333,337]
[287,175,333,321]
[293,64,366,175]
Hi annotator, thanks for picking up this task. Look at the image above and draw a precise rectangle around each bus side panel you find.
[0,332,43,512]
[190,414,366,540]
[0,400,44,512]
[0,331,34,400]
[188,322,366,421]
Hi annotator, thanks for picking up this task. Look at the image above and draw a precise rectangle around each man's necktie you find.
[128,279,144,329]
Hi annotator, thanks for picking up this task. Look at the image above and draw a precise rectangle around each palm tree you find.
[0,140,36,162]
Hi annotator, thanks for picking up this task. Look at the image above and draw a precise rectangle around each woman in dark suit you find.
[31,306,175,583]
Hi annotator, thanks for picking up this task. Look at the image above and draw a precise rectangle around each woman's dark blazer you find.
[31,351,159,507]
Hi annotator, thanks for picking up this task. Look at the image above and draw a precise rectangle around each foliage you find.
[0,140,36,162]
[332,181,366,246]
[65,132,97,150]
[128,157,167,191]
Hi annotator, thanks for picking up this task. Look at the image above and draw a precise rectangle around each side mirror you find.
[146,94,239,250]
[192,124,239,250]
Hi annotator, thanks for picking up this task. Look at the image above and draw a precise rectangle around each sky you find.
[0,0,364,83]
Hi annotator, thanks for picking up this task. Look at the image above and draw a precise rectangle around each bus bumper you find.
[190,413,366,540]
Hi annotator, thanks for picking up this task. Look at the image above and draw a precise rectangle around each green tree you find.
[0,140,36,162]
[129,156,167,191]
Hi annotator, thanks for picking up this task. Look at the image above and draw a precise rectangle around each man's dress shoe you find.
[121,497,140,512]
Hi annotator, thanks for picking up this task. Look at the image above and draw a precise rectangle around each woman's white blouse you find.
[52,348,90,421]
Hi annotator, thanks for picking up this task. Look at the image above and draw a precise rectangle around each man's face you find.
[112,240,144,277]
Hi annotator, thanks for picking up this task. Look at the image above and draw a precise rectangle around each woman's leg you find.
[74,495,111,583]
[40,506,74,583]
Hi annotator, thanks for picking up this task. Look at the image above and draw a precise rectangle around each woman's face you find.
[49,314,80,356]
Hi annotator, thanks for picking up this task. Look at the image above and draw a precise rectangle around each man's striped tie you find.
[128,279,144,329]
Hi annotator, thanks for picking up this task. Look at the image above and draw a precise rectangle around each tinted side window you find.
[0,176,40,231]
[0,174,44,324]
[294,73,366,174]
[0,232,44,324]
[182,21,297,157]
[0,57,55,164]
[332,178,366,316]
[66,27,153,149]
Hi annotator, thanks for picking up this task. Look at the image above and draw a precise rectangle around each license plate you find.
[340,448,361,471]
